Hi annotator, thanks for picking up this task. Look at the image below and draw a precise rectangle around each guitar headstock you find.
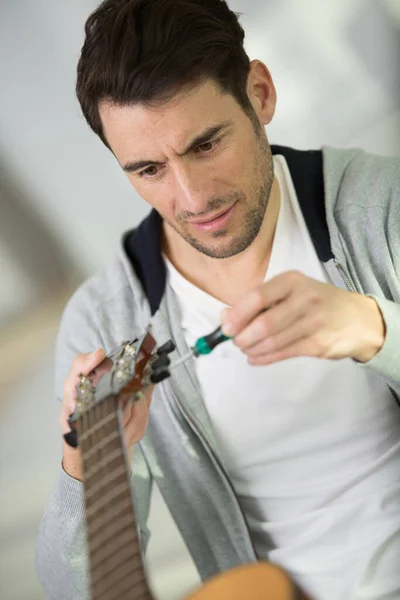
[64,331,176,448]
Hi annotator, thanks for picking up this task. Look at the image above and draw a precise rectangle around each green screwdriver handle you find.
[194,326,232,355]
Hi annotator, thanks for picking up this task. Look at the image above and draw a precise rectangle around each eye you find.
[137,165,160,179]
[195,139,221,154]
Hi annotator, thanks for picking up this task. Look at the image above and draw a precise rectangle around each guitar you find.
[65,331,310,600]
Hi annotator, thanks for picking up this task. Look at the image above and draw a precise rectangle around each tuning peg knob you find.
[152,353,171,370]
[156,339,176,355]
[150,368,171,384]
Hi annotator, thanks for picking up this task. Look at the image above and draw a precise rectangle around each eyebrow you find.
[122,120,233,173]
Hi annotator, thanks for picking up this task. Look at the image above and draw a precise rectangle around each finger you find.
[144,384,154,408]
[221,270,302,336]
[90,357,113,386]
[123,393,152,447]
[123,385,154,425]
[74,348,107,377]
[234,293,308,350]
[247,326,329,365]
[63,349,108,412]
[65,349,105,391]
[248,338,310,366]
[123,402,134,426]
[246,314,318,358]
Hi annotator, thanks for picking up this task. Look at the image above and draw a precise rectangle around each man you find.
[36,1,400,599]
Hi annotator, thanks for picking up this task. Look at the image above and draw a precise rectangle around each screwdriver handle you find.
[194,326,232,355]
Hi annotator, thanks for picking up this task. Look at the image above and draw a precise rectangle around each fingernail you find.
[222,322,233,336]
[221,308,234,336]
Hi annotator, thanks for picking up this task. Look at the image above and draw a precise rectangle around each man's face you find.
[99,80,274,259]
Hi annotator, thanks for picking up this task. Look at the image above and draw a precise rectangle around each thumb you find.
[122,384,154,425]
[220,307,234,336]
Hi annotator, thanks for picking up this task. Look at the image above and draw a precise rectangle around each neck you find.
[162,176,281,306]
[78,396,154,600]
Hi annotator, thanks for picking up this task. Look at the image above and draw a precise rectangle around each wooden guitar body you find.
[188,563,308,600]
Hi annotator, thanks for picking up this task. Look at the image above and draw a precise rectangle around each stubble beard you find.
[166,135,274,259]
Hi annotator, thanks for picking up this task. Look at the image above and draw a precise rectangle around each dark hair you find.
[76,0,256,147]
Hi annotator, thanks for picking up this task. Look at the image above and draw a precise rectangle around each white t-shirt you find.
[164,155,400,600]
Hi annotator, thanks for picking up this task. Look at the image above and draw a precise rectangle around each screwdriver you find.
[168,326,232,370]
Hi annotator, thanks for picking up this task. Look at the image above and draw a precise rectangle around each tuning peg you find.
[156,339,176,355]
[150,367,171,384]
[152,353,171,370]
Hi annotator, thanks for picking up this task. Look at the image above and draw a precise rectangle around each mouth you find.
[189,204,236,232]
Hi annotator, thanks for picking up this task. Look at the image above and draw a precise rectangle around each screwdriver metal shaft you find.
[169,326,232,371]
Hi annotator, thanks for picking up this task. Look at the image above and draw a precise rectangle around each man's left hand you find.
[221,270,386,366]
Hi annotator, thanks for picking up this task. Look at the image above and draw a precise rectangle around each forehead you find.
[99,81,241,158]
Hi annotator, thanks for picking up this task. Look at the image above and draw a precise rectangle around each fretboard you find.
[77,395,154,600]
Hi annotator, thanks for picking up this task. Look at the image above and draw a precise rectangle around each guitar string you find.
[100,570,147,600]
[92,352,138,595]
[78,410,115,440]
[79,379,96,592]
[83,346,151,598]
[121,346,154,600]
[91,372,106,598]
[119,348,151,599]
[94,378,112,598]
[91,541,141,587]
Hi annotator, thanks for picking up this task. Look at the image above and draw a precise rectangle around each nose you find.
[172,162,212,215]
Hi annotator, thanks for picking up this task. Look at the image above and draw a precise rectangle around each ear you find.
[247,60,277,126]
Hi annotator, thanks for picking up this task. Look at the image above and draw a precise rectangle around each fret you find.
[78,410,117,441]
[89,512,139,556]
[87,497,134,538]
[85,464,128,501]
[94,569,150,600]
[90,529,141,570]
[83,447,125,485]
[86,484,132,520]
[92,553,142,588]
[82,431,124,468]
[94,572,148,600]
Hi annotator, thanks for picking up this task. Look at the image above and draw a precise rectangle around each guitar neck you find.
[77,395,154,600]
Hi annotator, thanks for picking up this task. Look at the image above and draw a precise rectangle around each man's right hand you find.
[61,348,154,481]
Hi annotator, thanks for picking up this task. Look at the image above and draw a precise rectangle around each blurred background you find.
[0,0,399,598]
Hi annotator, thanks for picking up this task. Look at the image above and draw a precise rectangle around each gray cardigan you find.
[36,146,400,600]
